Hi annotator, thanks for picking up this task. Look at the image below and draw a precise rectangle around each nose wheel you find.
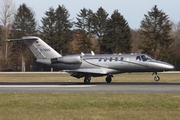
[154,76,160,81]
[152,72,160,82]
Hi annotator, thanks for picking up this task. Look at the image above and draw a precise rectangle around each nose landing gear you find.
[152,72,160,82]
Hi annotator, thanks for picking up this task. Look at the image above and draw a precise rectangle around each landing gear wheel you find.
[154,76,160,82]
[152,72,160,82]
[106,77,112,83]
[84,76,91,84]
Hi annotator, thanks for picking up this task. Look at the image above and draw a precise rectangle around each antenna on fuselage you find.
[91,51,95,56]
[81,52,84,56]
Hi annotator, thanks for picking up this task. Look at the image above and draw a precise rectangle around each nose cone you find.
[149,61,174,71]
[162,63,174,70]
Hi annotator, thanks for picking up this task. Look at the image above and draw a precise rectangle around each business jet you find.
[7,36,174,83]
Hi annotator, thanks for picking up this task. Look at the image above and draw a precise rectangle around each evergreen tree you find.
[139,5,174,62]
[75,8,95,34]
[92,7,108,52]
[75,8,88,31]
[12,4,36,37]
[75,30,92,53]
[92,7,108,37]
[55,5,73,55]
[40,7,56,46]
[10,3,37,71]
[75,8,93,53]
[40,5,73,55]
[102,10,131,54]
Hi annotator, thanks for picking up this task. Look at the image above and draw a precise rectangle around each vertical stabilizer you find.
[8,36,62,59]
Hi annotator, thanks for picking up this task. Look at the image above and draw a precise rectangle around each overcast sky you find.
[12,0,180,29]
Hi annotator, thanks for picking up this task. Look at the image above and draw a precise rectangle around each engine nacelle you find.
[51,55,82,64]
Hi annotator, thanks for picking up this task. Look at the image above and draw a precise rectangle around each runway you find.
[0,82,180,93]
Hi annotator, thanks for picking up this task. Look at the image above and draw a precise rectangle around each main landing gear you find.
[152,72,160,82]
[83,74,114,84]
[106,74,113,83]
[84,75,91,84]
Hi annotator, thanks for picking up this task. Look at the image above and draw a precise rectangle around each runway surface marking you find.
[0,85,96,88]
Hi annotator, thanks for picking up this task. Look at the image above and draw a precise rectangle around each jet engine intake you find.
[51,55,82,64]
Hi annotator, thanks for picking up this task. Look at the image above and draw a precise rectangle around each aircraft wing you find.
[64,68,120,78]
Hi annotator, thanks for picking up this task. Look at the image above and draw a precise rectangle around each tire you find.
[106,77,112,83]
[84,76,91,84]
[154,76,160,82]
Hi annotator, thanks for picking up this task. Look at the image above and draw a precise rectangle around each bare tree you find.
[0,0,15,70]
[0,0,15,27]
[130,29,141,53]
[172,21,180,70]
[172,21,180,41]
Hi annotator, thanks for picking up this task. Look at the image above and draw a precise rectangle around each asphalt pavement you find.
[0,82,180,93]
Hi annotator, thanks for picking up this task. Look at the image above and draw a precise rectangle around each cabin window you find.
[115,57,118,61]
[99,58,102,62]
[104,58,107,62]
[120,57,123,61]
[110,57,113,61]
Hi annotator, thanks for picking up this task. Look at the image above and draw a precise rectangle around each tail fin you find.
[8,36,62,59]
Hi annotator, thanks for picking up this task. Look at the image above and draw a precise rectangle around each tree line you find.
[0,0,180,71]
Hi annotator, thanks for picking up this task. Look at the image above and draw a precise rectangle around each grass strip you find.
[0,93,180,120]
[0,73,180,82]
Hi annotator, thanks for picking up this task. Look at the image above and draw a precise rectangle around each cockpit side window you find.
[141,55,153,61]
[136,56,141,61]
[136,55,153,62]
[141,55,147,61]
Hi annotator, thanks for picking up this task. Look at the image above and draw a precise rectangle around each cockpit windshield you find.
[136,55,154,62]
